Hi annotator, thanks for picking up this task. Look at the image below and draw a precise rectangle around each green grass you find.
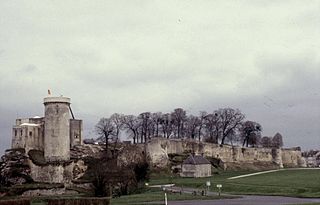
[149,169,320,198]
[290,204,320,205]
[5,169,320,204]
[111,189,234,205]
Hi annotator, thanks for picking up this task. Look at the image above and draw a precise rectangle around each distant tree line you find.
[95,107,284,149]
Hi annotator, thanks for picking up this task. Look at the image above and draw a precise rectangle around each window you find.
[29,131,32,137]
[20,130,23,136]
[15,130,17,136]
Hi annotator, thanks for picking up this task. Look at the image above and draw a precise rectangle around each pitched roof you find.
[182,155,211,165]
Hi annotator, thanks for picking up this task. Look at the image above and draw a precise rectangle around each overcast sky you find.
[0,1,319,154]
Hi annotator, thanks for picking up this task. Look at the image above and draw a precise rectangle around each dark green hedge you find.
[0,199,30,205]
[47,198,110,205]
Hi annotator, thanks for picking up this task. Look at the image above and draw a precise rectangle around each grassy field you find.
[149,169,320,198]
[111,189,234,205]
[3,169,319,204]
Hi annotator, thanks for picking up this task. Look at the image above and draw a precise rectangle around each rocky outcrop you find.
[0,149,33,186]
[70,145,104,160]
[22,188,78,197]
[0,147,92,186]
[0,143,145,187]
[117,144,146,167]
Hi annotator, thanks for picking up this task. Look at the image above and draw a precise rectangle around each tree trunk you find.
[104,133,109,158]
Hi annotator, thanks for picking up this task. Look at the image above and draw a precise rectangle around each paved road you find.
[167,195,320,205]
[160,186,320,205]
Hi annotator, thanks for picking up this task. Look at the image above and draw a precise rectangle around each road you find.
[167,195,320,205]
[159,186,320,205]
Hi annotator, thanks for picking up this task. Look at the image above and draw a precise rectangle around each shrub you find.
[0,199,30,205]
[47,198,110,205]
[134,162,150,183]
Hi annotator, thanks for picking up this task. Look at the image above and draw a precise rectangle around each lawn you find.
[149,169,320,198]
[4,169,320,204]
[111,189,234,205]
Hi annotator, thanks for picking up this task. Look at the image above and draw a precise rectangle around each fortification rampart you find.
[146,138,306,169]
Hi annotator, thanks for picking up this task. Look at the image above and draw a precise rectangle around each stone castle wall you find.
[281,148,305,168]
[146,138,306,169]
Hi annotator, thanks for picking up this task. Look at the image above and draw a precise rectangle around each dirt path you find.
[227,169,281,180]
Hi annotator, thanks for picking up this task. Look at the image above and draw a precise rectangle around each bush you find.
[0,199,30,205]
[5,148,25,154]
[47,198,110,205]
[134,162,150,183]
[8,183,64,196]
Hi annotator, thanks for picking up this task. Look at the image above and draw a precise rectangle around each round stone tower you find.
[43,96,71,162]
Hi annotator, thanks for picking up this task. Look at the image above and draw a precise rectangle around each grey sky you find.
[0,1,319,154]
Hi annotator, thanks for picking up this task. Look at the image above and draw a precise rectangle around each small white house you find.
[180,155,212,178]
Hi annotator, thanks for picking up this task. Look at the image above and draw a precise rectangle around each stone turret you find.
[43,96,71,162]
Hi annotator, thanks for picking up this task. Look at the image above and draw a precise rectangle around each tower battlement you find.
[43,96,71,104]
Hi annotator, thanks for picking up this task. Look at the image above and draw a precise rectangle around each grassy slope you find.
[150,169,320,198]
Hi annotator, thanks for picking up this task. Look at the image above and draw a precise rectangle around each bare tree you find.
[240,120,262,147]
[138,112,152,143]
[261,136,273,148]
[203,113,220,143]
[95,117,116,155]
[160,113,173,138]
[197,111,207,141]
[171,108,187,138]
[217,108,245,145]
[151,112,162,137]
[224,129,238,146]
[185,115,200,140]
[122,115,140,144]
[272,133,284,148]
[110,113,124,138]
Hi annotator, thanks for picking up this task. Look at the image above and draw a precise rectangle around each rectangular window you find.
[29,131,32,137]
[20,130,23,136]
[15,130,17,136]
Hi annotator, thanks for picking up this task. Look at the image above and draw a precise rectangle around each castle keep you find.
[12,96,83,158]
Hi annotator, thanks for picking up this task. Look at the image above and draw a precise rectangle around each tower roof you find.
[43,96,70,104]
[182,155,211,165]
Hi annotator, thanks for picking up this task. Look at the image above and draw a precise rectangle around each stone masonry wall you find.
[282,148,306,168]
[146,138,305,169]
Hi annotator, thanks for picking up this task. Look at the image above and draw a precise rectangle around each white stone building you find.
[180,155,212,178]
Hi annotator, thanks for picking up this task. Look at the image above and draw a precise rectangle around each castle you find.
[3,95,306,186]
[11,96,83,161]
